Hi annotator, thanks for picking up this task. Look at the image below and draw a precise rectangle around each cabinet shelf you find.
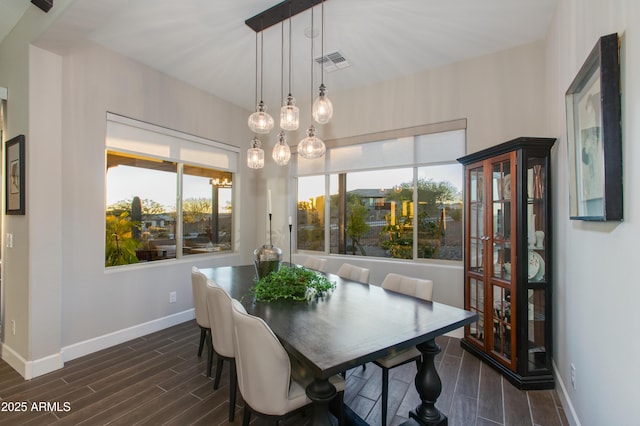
[458,137,555,390]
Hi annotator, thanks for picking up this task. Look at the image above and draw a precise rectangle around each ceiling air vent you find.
[315,51,350,72]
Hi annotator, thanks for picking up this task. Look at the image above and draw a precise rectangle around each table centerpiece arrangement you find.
[251,266,335,302]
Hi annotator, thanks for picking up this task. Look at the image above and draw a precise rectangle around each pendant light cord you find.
[320,0,324,86]
[260,29,264,102]
[310,5,314,121]
[254,32,258,108]
[288,5,293,95]
[281,20,284,106]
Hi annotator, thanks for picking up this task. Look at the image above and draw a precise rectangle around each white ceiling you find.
[5,0,558,112]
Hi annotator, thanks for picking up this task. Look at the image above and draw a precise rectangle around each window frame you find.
[104,114,238,268]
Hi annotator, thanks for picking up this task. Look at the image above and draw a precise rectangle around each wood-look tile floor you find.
[0,321,568,425]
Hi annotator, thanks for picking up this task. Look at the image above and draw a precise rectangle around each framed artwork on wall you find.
[565,33,622,221]
[5,134,25,215]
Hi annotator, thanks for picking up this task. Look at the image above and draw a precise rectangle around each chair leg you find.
[242,404,251,426]
[336,391,346,426]
[207,336,214,377]
[213,356,224,390]
[197,327,207,357]
[229,359,237,422]
[381,367,389,426]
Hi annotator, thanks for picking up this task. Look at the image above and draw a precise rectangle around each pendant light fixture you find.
[279,7,299,131]
[247,31,265,169]
[247,137,265,169]
[298,4,326,159]
[272,130,291,165]
[312,0,333,124]
[248,30,274,134]
[273,21,291,165]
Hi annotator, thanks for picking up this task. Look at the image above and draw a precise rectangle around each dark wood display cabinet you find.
[457,137,556,390]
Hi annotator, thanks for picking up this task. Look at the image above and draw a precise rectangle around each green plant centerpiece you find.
[251,266,335,302]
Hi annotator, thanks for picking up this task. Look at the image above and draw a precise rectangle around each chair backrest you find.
[381,273,433,301]
[231,299,302,415]
[303,256,327,272]
[205,280,235,358]
[191,266,210,328]
[336,263,370,284]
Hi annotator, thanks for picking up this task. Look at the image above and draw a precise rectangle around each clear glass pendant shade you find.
[248,101,274,134]
[298,125,325,159]
[280,94,299,131]
[312,84,333,124]
[247,137,265,169]
[272,131,291,165]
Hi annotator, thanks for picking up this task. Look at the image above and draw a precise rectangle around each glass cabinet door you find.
[489,157,515,365]
[466,165,485,343]
[526,156,549,373]
[527,157,547,281]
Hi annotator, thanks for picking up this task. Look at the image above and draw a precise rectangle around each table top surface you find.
[200,264,477,379]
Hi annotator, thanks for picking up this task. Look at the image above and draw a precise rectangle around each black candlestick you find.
[289,223,293,266]
[269,213,272,247]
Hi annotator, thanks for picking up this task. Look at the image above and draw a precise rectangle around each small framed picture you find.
[565,33,622,221]
[5,134,25,215]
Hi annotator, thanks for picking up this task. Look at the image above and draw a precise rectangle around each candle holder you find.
[254,212,281,278]
[289,223,293,266]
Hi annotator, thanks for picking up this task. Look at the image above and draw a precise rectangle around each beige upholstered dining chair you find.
[231,299,345,425]
[303,256,327,272]
[336,262,370,284]
[375,273,434,426]
[206,281,239,422]
[191,266,213,377]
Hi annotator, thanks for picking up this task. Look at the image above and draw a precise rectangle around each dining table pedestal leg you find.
[306,378,337,426]
[406,338,447,426]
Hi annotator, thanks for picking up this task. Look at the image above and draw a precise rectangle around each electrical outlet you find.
[169,291,177,303]
[6,233,13,248]
[570,363,576,389]
[11,320,16,336]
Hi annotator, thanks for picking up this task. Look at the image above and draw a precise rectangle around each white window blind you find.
[106,113,239,172]
[295,127,466,176]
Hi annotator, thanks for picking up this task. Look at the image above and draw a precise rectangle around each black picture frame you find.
[565,33,622,221]
[5,134,25,215]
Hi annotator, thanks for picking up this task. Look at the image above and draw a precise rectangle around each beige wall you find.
[545,0,639,424]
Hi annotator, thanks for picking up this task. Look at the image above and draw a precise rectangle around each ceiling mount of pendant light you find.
[279,5,299,131]
[298,4,326,159]
[248,29,274,134]
[312,0,333,124]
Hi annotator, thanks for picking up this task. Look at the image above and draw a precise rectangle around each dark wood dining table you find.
[201,264,477,426]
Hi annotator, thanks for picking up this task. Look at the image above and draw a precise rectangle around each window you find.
[297,175,325,251]
[295,125,465,261]
[104,114,238,267]
[182,165,233,256]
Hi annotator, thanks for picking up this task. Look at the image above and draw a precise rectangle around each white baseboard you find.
[1,343,28,378]
[0,343,63,379]
[1,309,195,379]
[553,359,581,426]
[62,309,195,363]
